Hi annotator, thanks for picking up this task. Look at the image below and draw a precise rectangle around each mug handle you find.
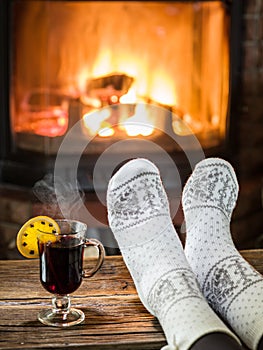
[82,238,105,278]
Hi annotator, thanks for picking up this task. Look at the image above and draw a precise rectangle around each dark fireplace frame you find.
[0,0,244,189]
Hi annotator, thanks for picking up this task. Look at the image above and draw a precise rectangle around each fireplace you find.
[1,1,262,258]
[0,0,243,190]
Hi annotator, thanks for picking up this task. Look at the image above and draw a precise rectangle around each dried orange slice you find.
[16,216,60,259]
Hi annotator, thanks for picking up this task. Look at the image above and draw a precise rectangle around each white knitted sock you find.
[182,157,263,350]
[107,158,239,350]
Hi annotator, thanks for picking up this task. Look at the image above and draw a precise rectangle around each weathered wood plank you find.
[0,251,262,350]
[0,256,166,349]
[240,249,263,273]
[0,295,152,324]
[0,257,137,299]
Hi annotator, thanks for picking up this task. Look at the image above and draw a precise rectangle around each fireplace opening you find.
[0,0,242,189]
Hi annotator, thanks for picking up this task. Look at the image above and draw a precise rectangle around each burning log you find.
[85,73,134,105]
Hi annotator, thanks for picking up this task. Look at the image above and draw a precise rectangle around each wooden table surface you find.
[0,250,262,350]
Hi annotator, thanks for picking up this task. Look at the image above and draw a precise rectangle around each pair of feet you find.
[106,158,263,350]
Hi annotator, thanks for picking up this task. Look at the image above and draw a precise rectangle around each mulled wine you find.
[37,219,105,327]
[38,237,83,295]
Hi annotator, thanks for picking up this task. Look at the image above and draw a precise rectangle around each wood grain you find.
[0,251,262,350]
[0,256,165,350]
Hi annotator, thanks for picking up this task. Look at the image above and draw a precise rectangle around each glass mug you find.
[37,219,105,327]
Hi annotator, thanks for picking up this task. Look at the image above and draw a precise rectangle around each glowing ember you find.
[82,108,111,136]
[121,104,154,137]
[98,126,115,137]
[82,103,155,138]
[123,123,154,137]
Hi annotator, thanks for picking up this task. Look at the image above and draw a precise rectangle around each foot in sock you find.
[107,158,239,350]
[182,157,263,350]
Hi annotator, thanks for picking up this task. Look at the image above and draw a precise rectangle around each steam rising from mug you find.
[33,173,84,220]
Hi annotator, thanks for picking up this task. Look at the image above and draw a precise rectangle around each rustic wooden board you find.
[0,251,262,350]
[0,256,165,350]
[240,249,263,273]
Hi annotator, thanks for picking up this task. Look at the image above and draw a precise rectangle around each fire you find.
[82,108,111,136]
[82,103,155,138]
[150,69,177,106]
[124,122,154,137]
[80,54,178,138]
[119,87,137,104]
[98,125,115,137]
[13,1,229,148]
[121,104,154,136]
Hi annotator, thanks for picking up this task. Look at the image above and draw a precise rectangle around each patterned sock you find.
[107,158,239,350]
[182,157,263,350]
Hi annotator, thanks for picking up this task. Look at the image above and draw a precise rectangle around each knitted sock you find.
[182,157,263,350]
[107,158,239,350]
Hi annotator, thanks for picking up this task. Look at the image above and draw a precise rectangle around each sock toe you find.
[182,157,239,222]
[107,158,171,246]
[108,158,160,189]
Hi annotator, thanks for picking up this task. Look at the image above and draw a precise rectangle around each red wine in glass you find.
[38,237,83,295]
[37,219,105,327]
